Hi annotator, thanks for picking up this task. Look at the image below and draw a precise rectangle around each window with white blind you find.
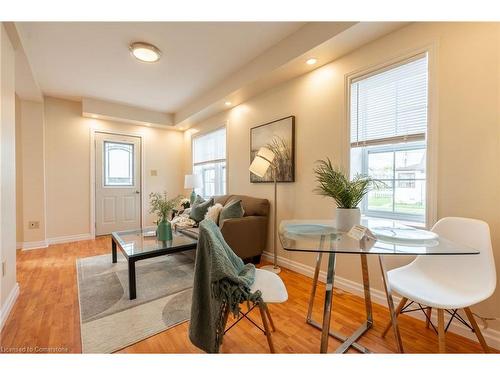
[350,54,428,223]
[192,128,226,198]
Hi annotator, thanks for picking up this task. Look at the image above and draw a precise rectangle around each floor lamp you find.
[249,147,281,274]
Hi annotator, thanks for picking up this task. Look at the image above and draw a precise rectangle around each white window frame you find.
[360,142,427,223]
[192,126,227,198]
[103,141,135,187]
[345,47,438,228]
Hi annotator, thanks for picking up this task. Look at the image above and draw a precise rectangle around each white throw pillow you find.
[204,203,223,225]
[171,212,196,229]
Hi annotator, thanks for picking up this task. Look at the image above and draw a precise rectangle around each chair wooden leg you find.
[259,302,275,353]
[426,307,432,328]
[219,303,230,346]
[437,308,446,353]
[382,297,408,338]
[264,304,276,332]
[464,307,489,353]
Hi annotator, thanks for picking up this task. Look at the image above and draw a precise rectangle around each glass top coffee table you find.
[111,228,198,300]
[279,219,479,354]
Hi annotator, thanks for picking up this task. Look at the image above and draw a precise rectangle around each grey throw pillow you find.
[219,199,244,226]
[189,195,214,222]
[192,195,205,205]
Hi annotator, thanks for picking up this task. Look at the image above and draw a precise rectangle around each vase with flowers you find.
[149,192,182,241]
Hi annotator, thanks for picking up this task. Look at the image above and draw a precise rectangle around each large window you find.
[350,55,428,223]
[192,128,226,198]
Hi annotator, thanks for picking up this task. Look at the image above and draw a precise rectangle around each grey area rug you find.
[76,250,195,353]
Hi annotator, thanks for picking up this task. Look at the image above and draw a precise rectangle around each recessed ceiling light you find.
[129,42,161,63]
[224,101,232,106]
[306,58,318,65]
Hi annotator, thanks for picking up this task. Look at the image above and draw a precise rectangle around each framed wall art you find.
[250,115,295,183]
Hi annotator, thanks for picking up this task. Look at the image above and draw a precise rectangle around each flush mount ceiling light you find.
[306,57,318,65]
[129,42,161,63]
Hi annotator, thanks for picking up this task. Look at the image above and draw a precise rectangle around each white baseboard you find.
[16,233,95,250]
[17,233,94,250]
[263,251,500,350]
[0,283,20,331]
[47,233,94,245]
[18,240,49,251]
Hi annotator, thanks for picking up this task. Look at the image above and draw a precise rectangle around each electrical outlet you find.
[29,221,40,229]
[2,261,6,277]
[150,169,158,176]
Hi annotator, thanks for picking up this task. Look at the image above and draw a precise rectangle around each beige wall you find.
[82,97,173,127]
[15,95,22,244]
[1,23,17,311]
[16,99,47,244]
[186,23,500,330]
[43,97,185,239]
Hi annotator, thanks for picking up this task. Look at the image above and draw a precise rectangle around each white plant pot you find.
[335,207,361,232]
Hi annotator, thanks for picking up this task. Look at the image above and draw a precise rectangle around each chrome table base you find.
[378,254,404,353]
[306,235,404,353]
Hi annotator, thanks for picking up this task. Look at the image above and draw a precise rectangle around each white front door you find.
[95,132,141,235]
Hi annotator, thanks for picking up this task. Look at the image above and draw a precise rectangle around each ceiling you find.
[16,22,305,113]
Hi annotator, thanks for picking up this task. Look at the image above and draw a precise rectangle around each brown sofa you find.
[179,194,270,262]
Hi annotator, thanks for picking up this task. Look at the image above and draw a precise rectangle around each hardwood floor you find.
[0,236,493,354]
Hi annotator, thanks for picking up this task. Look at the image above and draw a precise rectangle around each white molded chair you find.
[251,268,289,305]
[382,217,496,352]
[223,268,288,353]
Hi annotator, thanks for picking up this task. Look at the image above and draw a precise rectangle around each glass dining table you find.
[278,218,480,354]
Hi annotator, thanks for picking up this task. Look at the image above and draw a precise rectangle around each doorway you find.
[95,132,142,235]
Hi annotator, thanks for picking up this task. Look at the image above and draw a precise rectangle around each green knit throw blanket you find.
[189,219,262,353]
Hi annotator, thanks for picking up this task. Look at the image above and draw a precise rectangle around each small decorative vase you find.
[335,207,361,232]
[157,220,172,241]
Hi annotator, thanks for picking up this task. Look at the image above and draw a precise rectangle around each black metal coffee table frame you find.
[111,232,197,300]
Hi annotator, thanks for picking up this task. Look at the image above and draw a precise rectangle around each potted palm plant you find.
[313,158,380,231]
[149,192,182,241]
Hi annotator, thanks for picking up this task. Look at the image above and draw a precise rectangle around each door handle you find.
[135,190,140,194]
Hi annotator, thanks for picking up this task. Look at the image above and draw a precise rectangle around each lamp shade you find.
[184,174,201,189]
[249,147,274,178]
[256,147,275,163]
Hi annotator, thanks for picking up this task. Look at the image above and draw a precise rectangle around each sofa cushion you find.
[219,199,244,226]
[189,195,214,222]
[213,195,230,207]
[205,203,223,224]
[179,226,199,239]
[213,195,269,217]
